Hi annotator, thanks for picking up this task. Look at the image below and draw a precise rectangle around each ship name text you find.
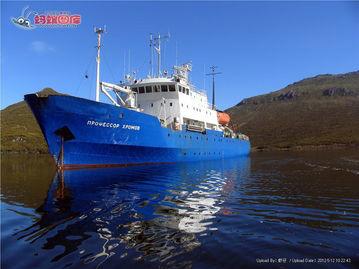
[122,124,140,131]
[87,120,140,131]
[87,120,120,128]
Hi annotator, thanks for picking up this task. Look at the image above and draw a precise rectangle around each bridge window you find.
[139,87,145,94]
[146,86,152,93]
[186,88,189,95]
[154,85,160,92]
[161,85,168,92]
[169,85,175,92]
[132,87,138,93]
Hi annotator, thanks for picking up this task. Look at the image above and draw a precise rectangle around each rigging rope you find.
[75,48,96,96]
[102,52,116,82]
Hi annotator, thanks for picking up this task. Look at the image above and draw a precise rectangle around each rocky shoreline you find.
[251,143,359,152]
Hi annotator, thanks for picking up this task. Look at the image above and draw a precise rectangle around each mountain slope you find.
[1,88,62,153]
[226,71,359,151]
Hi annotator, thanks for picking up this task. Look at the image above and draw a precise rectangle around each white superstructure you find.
[97,31,239,134]
[128,63,220,131]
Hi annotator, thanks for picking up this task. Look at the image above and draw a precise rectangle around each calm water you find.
[1,150,359,269]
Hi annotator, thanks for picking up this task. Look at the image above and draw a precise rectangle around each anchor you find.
[54,126,75,170]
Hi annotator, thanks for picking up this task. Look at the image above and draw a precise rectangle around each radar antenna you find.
[206,66,221,110]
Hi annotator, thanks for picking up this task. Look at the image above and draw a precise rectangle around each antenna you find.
[206,65,221,110]
[175,41,178,66]
[152,33,170,77]
[128,48,131,76]
[123,51,126,79]
[203,64,206,91]
[94,26,106,102]
[149,34,153,77]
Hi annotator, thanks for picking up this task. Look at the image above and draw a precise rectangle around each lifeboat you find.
[217,112,230,125]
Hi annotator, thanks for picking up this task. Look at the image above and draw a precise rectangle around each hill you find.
[1,88,62,153]
[1,72,359,153]
[226,71,359,151]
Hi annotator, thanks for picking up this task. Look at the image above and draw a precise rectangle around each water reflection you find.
[11,158,250,268]
[2,150,359,269]
[1,154,56,208]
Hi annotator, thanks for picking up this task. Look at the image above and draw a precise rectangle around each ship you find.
[25,28,250,170]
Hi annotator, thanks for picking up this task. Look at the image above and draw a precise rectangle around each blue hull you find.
[25,94,250,168]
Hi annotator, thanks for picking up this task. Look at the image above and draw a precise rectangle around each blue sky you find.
[1,1,359,110]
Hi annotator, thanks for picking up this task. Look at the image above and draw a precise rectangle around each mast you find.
[150,34,153,77]
[152,33,170,77]
[95,27,105,102]
[206,66,221,110]
[157,34,161,77]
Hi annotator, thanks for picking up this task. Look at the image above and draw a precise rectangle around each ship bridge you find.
[128,65,219,131]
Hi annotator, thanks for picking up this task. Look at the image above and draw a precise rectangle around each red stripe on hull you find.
[59,161,175,170]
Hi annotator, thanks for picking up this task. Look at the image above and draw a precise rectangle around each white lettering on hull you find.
[87,120,120,128]
[87,121,140,131]
[122,124,140,131]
